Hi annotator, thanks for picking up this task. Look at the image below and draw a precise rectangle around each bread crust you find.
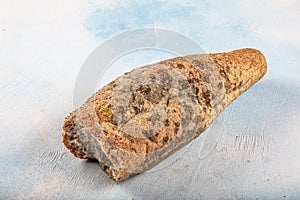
[62,48,267,181]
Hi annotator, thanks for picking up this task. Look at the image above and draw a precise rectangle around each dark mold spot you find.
[177,64,184,69]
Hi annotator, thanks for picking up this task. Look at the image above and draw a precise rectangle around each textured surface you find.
[1,0,300,199]
[62,48,267,181]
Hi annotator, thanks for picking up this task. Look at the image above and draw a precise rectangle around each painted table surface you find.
[1,1,300,199]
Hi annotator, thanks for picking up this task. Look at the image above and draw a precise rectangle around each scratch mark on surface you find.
[34,150,67,171]
[234,133,271,156]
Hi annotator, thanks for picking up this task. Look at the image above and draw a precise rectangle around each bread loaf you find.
[62,48,267,181]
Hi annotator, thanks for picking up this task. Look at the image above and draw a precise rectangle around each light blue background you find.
[1,0,299,199]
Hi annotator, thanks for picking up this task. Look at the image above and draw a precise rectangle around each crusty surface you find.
[209,48,267,105]
[62,48,267,181]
